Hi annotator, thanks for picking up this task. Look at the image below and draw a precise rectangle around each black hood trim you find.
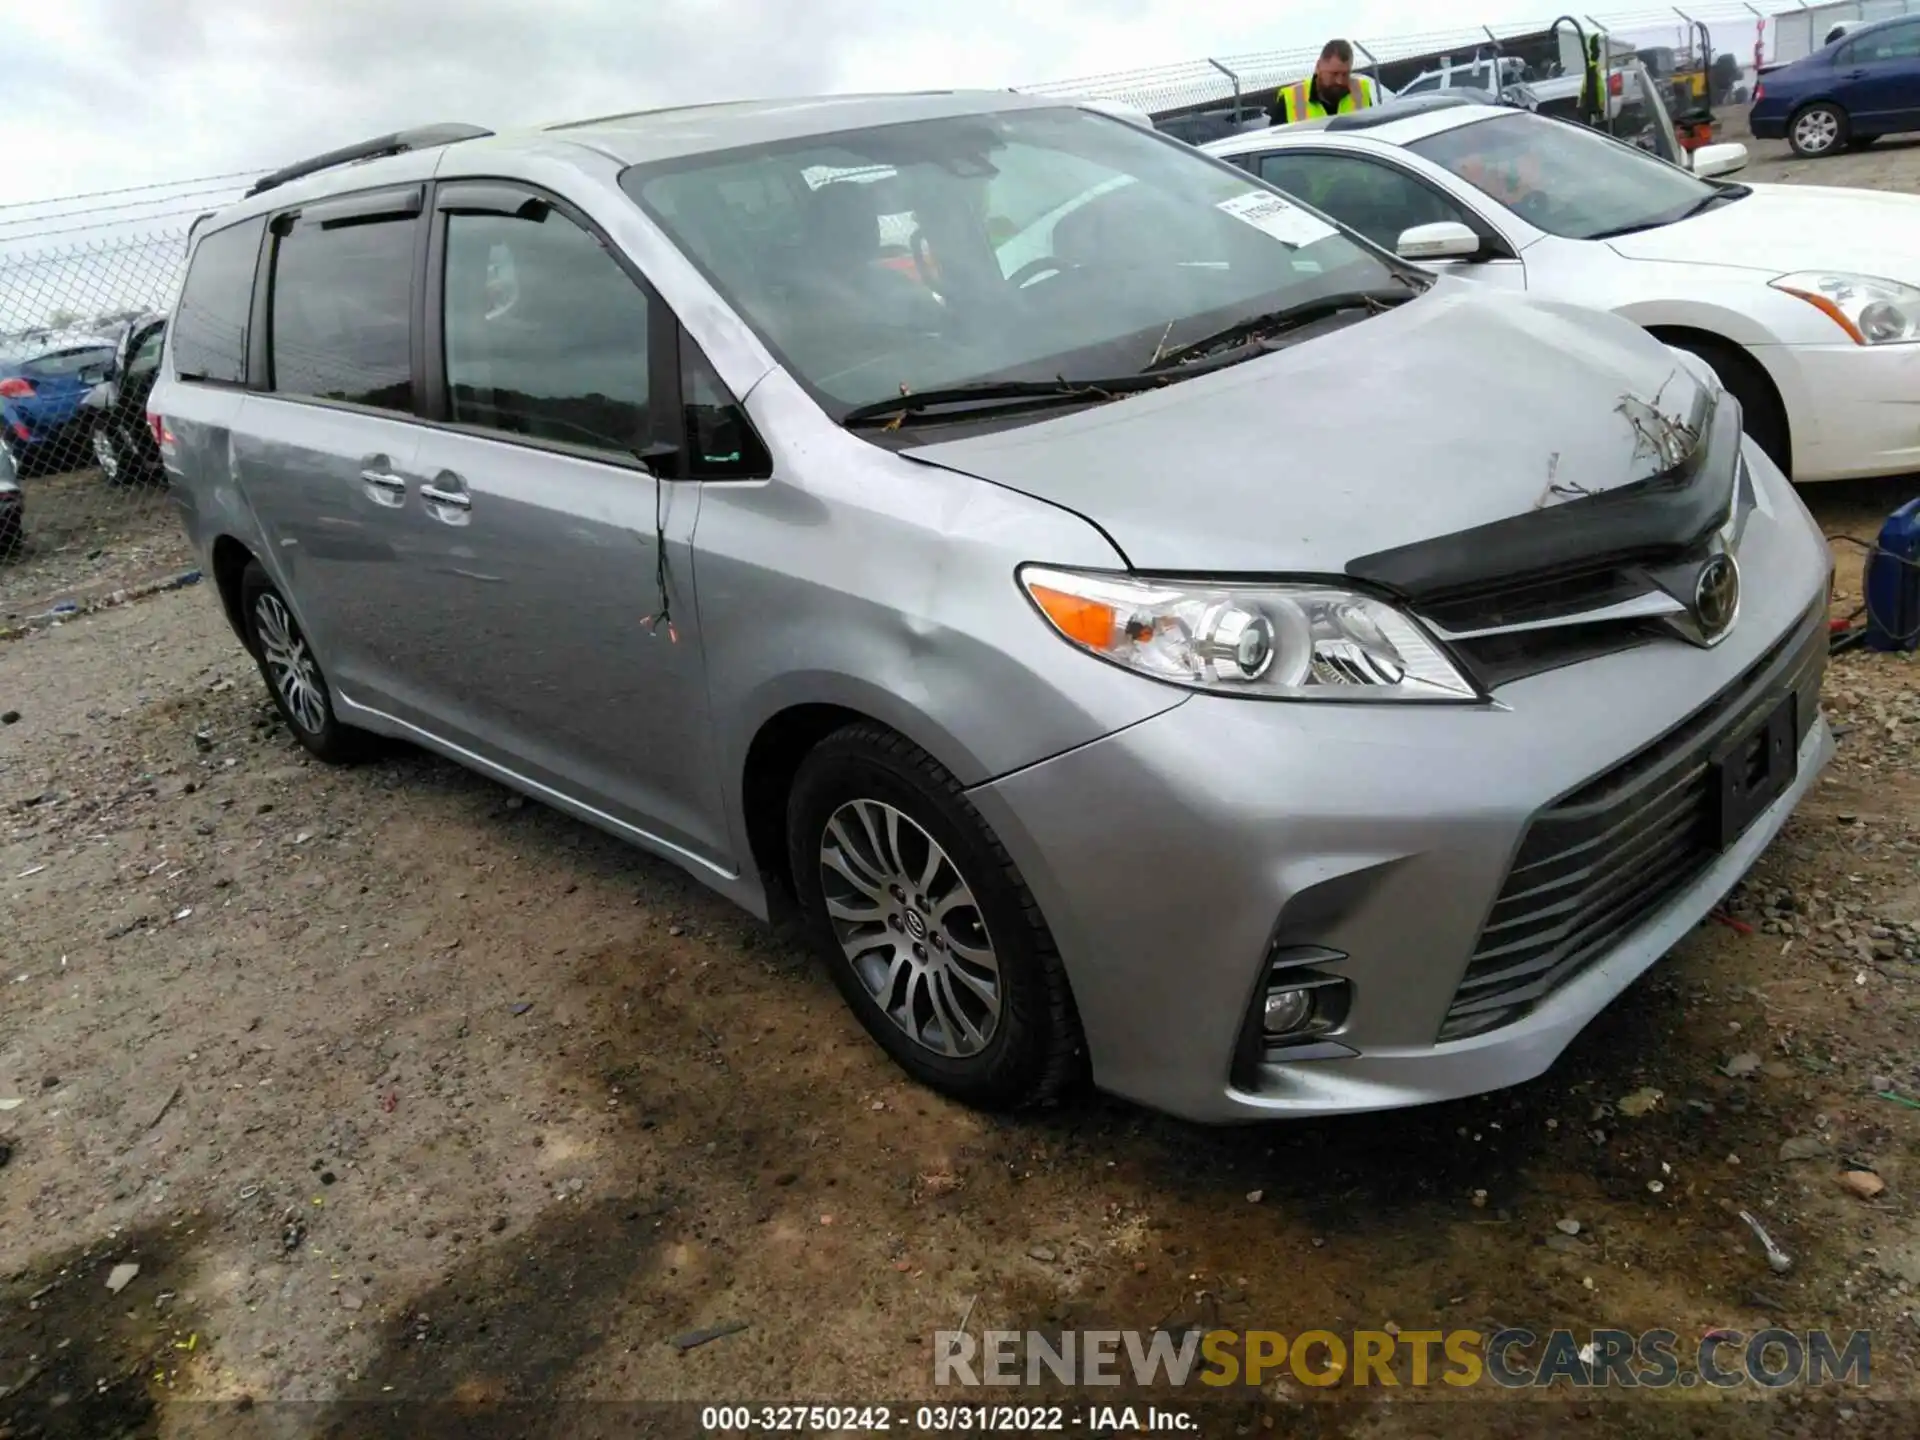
[1345,388,1738,605]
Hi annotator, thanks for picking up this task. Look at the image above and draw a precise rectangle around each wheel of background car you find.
[0,519,20,560]
[238,560,375,765]
[1007,257,1079,290]
[786,721,1085,1110]
[1788,103,1848,158]
[1665,335,1792,478]
[92,425,124,485]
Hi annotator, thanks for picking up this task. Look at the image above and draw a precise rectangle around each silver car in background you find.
[149,93,1832,1123]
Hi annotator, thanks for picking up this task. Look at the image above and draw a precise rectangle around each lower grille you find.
[1441,606,1826,1040]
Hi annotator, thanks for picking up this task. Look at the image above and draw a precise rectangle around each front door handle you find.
[420,473,472,526]
[420,483,470,510]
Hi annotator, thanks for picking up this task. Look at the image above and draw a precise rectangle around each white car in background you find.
[1205,96,1920,483]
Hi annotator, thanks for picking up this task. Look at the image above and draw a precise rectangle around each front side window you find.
[1840,21,1920,62]
[173,217,263,385]
[127,324,166,380]
[1256,153,1473,250]
[624,106,1402,415]
[441,206,651,457]
[268,215,415,411]
[1409,111,1716,239]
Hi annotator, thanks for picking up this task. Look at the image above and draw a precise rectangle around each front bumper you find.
[1757,339,1920,482]
[969,452,1832,1123]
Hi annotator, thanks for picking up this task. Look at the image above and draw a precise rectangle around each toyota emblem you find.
[1693,554,1741,641]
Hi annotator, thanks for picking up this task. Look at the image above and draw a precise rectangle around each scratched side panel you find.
[388,426,729,866]
[693,370,1193,878]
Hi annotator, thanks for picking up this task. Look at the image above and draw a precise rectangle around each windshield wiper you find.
[840,376,1168,430]
[1587,183,1751,240]
[1143,289,1412,373]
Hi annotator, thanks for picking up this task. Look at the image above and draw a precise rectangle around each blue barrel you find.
[1864,496,1920,653]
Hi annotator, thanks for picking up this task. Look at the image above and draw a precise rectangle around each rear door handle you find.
[359,465,408,508]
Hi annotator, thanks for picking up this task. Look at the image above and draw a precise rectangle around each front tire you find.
[787,722,1084,1110]
[238,560,373,764]
[92,424,126,485]
[1788,102,1847,157]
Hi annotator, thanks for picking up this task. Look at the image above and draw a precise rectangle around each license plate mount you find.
[1711,692,1799,851]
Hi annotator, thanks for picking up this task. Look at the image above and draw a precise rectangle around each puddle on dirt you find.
[0,1220,203,1440]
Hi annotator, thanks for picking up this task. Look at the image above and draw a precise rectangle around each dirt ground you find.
[4,120,1920,1440]
[0,465,193,625]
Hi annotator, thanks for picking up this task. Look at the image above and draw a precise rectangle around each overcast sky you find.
[4,0,1743,206]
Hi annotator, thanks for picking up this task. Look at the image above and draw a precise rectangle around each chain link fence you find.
[0,180,254,624]
[1024,2,1776,118]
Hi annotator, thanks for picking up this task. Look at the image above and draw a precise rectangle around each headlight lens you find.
[1020,566,1478,701]
[1771,271,1920,345]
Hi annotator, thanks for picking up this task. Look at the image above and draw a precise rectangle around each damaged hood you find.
[907,284,1711,575]
[1605,183,1920,276]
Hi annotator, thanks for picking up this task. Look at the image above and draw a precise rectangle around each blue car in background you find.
[1751,13,1920,157]
[0,337,118,475]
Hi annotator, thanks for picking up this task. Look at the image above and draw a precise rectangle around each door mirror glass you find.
[1397,221,1481,261]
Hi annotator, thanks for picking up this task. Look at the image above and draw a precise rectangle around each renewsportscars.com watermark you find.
[934,1327,1873,1391]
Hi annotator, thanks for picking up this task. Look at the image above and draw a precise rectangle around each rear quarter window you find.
[173,216,265,385]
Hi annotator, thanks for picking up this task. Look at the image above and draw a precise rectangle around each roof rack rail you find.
[244,123,494,198]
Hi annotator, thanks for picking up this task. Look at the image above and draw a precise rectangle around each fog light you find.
[1263,986,1316,1036]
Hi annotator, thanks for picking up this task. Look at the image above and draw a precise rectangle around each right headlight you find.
[1771,271,1920,345]
[1019,566,1479,702]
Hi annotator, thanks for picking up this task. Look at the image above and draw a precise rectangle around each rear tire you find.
[1664,336,1792,478]
[786,722,1085,1111]
[1787,102,1847,157]
[238,560,375,765]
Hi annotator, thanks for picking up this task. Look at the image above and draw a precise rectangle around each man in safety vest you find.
[1268,39,1379,126]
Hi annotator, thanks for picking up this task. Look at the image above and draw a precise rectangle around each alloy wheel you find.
[817,798,1003,1057]
[252,591,328,736]
[91,428,119,481]
[1794,109,1838,154]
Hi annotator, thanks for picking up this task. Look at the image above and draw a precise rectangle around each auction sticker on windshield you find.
[1216,191,1339,248]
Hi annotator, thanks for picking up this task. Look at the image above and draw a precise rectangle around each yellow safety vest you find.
[1276,75,1377,124]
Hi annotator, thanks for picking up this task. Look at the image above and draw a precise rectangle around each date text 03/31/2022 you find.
[699,1405,1193,1432]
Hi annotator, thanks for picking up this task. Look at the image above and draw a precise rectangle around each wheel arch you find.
[209,534,258,653]
[1639,321,1794,472]
[735,681,996,907]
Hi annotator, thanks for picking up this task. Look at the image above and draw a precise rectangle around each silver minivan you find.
[150,93,1833,1123]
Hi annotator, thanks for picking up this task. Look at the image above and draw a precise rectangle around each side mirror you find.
[1690,142,1749,179]
[1396,220,1482,262]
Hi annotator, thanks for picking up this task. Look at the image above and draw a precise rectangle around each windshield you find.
[1408,111,1714,239]
[623,106,1401,415]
